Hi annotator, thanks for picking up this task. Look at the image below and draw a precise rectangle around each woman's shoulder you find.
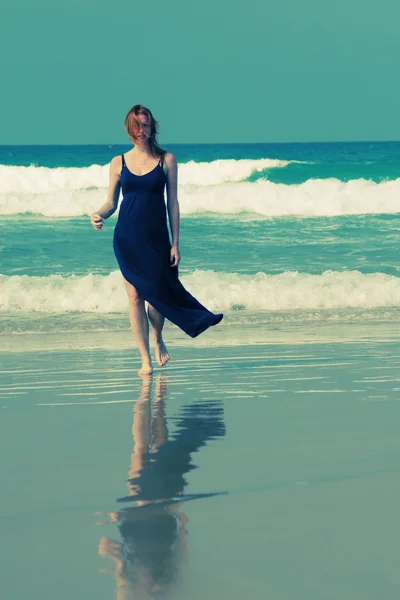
[110,154,124,167]
[162,152,177,169]
[109,154,125,175]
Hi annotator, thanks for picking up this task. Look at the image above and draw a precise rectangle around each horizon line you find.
[1,140,400,147]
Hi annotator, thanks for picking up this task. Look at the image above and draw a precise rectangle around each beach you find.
[1,141,400,598]
[1,318,400,598]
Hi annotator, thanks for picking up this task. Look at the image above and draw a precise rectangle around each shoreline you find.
[1,318,399,353]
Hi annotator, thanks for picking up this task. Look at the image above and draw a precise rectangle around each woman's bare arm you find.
[165,153,181,266]
[90,156,121,229]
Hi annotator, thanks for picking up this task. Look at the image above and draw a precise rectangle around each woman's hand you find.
[91,213,104,230]
[170,245,181,267]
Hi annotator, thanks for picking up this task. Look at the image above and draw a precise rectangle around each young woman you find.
[90,105,223,375]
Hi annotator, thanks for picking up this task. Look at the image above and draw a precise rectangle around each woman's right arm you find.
[90,156,122,230]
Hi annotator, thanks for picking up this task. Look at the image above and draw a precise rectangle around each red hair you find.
[124,104,166,159]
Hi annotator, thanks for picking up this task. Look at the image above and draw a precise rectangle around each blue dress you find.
[113,154,223,338]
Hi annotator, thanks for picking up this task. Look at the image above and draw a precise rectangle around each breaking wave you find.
[1,269,399,314]
[1,162,399,218]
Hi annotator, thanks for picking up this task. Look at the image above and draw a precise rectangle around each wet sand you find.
[1,325,400,599]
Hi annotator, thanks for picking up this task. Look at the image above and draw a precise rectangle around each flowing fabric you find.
[113,155,223,338]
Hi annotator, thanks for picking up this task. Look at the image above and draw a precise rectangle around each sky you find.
[1,0,400,144]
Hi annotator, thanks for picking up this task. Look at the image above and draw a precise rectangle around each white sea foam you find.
[1,167,399,217]
[0,158,286,195]
[179,178,400,217]
[1,269,399,314]
[168,158,290,185]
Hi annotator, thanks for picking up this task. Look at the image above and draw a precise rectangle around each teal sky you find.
[2,0,399,144]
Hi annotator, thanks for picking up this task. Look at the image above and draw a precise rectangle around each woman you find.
[90,105,223,375]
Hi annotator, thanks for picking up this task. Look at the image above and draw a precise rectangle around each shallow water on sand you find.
[1,338,400,599]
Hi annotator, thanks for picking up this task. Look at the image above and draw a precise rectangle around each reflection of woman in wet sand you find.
[99,375,225,599]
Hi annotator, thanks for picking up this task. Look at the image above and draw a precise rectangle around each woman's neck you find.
[132,141,152,156]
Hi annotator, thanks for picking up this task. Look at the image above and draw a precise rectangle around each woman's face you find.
[135,114,151,143]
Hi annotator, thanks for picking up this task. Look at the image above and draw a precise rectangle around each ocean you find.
[1,141,399,340]
[2,142,400,599]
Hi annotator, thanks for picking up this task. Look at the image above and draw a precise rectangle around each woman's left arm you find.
[165,153,181,268]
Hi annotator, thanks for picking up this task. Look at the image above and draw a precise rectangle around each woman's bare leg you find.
[147,303,170,367]
[122,276,153,376]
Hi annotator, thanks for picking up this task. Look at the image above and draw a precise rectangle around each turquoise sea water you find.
[1,142,399,333]
[2,143,400,600]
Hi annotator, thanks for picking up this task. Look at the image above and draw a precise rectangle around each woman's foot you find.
[138,360,153,376]
[154,339,170,367]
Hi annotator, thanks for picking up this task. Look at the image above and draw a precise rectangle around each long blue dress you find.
[113,154,223,338]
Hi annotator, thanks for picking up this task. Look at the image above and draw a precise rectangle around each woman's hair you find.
[125,104,166,159]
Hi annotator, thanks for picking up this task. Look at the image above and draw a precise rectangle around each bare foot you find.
[154,339,170,367]
[138,361,153,376]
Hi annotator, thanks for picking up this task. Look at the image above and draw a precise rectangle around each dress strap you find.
[121,154,126,170]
